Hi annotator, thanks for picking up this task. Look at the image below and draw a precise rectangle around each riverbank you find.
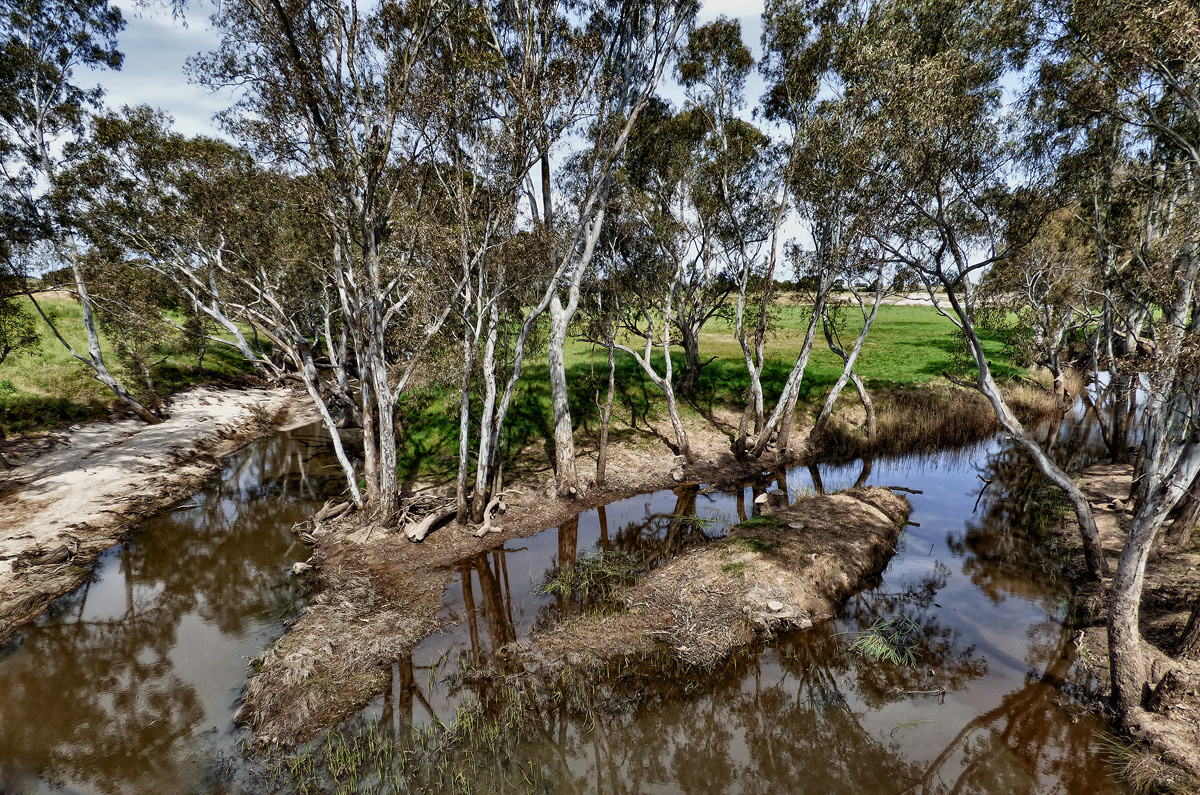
[235,381,1056,745]
[1064,463,1200,793]
[0,385,318,647]
[237,479,910,745]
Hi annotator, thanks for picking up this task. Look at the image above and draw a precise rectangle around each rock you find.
[797,618,813,630]
[671,467,685,482]
[767,600,784,612]
[292,561,313,576]
[788,522,806,530]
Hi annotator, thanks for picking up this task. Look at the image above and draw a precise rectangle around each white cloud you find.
[87,2,230,138]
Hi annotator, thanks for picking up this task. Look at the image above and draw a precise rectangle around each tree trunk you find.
[373,366,400,518]
[361,378,379,506]
[751,279,832,458]
[1176,596,1200,662]
[852,373,876,446]
[596,342,615,488]
[471,302,502,523]
[676,323,703,397]
[28,267,162,426]
[812,289,882,442]
[455,330,475,524]
[948,287,1111,578]
[548,292,580,496]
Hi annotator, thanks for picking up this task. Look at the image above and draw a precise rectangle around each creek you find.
[0,408,1128,794]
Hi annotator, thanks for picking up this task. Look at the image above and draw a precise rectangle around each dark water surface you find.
[0,411,1127,793]
[0,425,343,795]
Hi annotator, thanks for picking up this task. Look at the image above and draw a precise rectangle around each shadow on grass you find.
[0,344,261,435]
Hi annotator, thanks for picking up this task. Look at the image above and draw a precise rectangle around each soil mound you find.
[523,486,909,668]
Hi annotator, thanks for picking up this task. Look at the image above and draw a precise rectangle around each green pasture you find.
[2,295,1022,477]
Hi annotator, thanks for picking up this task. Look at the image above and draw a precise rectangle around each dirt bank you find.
[520,486,910,669]
[237,479,908,745]
[1065,463,1200,793]
[0,385,317,647]
[235,384,1021,746]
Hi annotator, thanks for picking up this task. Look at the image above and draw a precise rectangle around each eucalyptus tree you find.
[194,0,475,516]
[977,210,1095,401]
[816,0,1114,580]
[673,20,775,410]
[810,256,887,447]
[592,118,710,463]
[524,0,697,498]
[0,0,166,422]
[59,108,276,371]
[1036,0,1200,748]
[742,0,850,459]
[447,0,634,521]
[606,96,738,401]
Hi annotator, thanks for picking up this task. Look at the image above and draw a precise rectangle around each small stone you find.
[788,522,806,530]
[767,600,784,612]
[292,561,312,576]
[797,618,813,630]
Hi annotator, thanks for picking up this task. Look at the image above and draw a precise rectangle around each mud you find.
[239,481,909,744]
[0,385,317,647]
[523,487,909,669]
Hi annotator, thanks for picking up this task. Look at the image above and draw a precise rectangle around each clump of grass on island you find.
[538,549,643,603]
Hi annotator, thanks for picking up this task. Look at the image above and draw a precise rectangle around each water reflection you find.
[0,425,341,795]
[352,415,1126,794]
[0,407,1134,794]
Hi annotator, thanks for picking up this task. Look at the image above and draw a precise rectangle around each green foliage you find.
[539,550,642,603]
[845,615,922,668]
[734,514,786,531]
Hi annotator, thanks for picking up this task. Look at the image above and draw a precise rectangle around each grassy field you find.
[393,300,1026,479]
[0,296,255,434]
[2,294,1025,473]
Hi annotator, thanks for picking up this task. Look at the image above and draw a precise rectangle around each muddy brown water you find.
[0,426,345,795]
[0,410,1128,793]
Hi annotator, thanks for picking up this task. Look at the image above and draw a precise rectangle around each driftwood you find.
[886,485,924,495]
[473,494,504,538]
[404,506,456,542]
[313,500,353,523]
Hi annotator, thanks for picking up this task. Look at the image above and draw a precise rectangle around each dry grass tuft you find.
[813,383,1061,461]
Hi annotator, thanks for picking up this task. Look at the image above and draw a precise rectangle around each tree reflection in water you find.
[0,425,341,795]
[352,415,1125,795]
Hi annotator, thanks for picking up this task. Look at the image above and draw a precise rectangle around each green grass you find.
[396,300,1024,481]
[3,294,1025,472]
[0,296,257,433]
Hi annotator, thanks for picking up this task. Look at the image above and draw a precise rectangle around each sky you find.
[92,0,769,140]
